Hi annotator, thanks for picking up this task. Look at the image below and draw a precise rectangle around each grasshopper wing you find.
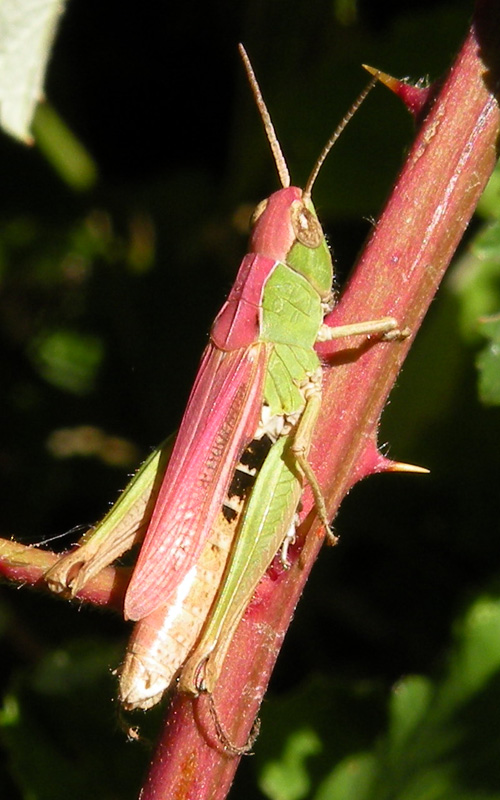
[124,343,267,621]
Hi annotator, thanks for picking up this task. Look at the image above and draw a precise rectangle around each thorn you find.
[362,64,433,118]
[385,460,430,475]
[362,64,400,91]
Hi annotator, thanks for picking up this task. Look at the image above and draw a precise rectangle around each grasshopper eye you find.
[251,198,268,227]
[291,201,323,248]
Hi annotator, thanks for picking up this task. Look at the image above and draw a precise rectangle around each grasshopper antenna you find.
[239,43,290,189]
[303,71,380,202]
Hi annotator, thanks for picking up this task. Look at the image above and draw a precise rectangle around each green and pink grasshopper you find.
[46,46,405,721]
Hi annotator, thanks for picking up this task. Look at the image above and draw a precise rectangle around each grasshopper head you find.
[249,186,323,260]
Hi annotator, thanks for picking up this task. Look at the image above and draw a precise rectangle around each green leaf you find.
[29,329,104,395]
[0,0,68,141]
[477,159,500,220]
[260,727,322,800]
[450,220,500,341]
[32,104,98,191]
[477,316,500,405]
[314,753,376,800]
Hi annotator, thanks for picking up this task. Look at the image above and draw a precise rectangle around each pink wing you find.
[124,342,268,621]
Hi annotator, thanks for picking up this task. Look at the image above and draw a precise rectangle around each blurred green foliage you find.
[257,593,500,800]
[477,316,500,405]
[1,1,500,799]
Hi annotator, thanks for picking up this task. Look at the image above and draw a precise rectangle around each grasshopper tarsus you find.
[382,325,411,342]
[325,528,340,547]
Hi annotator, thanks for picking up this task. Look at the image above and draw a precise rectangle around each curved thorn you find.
[386,461,430,474]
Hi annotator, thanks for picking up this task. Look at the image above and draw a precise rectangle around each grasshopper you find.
[47,46,404,719]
